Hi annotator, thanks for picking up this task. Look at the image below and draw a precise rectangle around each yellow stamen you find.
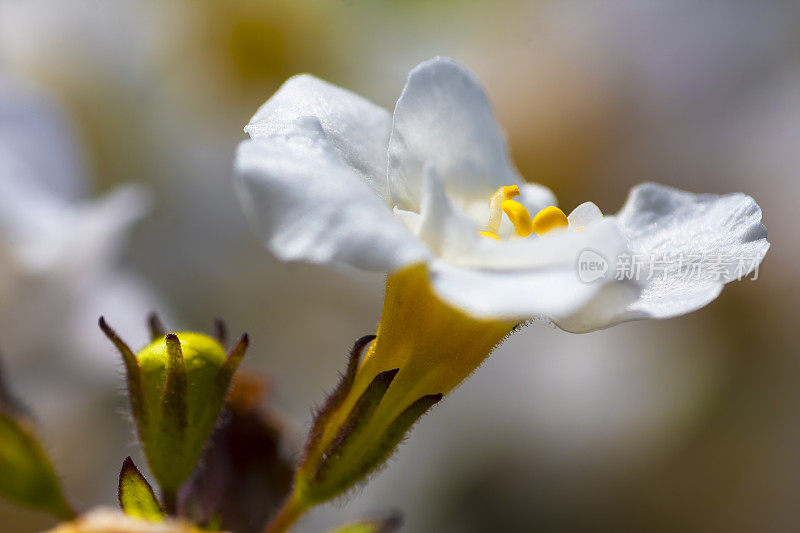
[499,185,521,199]
[531,206,568,235]
[486,185,521,234]
[500,200,533,237]
[478,231,501,241]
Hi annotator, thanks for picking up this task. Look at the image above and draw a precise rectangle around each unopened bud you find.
[100,316,248,493]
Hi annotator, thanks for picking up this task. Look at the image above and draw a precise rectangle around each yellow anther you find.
[499,185,520,199]
[478,231,501,241]
[500,200,533,237]
[486,185,521,234]
[531,206,569,235]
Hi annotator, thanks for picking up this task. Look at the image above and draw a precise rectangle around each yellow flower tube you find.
[268,265,516,532]
[335,263,515,444]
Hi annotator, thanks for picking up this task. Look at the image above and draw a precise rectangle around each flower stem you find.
[263,493,309,533]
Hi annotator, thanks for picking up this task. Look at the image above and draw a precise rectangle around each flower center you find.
[480,186,568,241]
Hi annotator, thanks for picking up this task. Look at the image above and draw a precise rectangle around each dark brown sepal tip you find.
[147,312,166,341]
[216,333,248,388]
[213,318,229,346]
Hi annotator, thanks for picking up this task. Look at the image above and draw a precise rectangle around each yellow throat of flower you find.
[481,185,568,241]
[358,264,516,403]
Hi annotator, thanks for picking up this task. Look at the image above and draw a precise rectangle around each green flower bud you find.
[99,316,248,500]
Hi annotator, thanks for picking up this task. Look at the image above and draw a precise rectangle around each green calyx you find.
[293,336,442,505]
[100,316,247,494]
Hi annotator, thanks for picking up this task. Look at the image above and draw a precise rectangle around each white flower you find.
[0,79,166,379]
[235,57,768,333]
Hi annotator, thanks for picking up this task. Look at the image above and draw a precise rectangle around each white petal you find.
[58,185,150,275]
[0,178,148,273]
[235,118,430,272]
[611,182,769,322]
[417,164,483,261]
[0,80,86,201]
[244,74,393,200]
[427,218,641,325]
[447,218,628,270]
[568,201,604,230]
[392,206,421,234]
[518,183,558,215]
[429,260,640,329]
[388,57,522,212]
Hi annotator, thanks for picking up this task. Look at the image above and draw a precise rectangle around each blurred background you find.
[0,1,797,532]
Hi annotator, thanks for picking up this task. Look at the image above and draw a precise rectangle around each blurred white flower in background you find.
[0,79,170,517]
[0,79,163,382]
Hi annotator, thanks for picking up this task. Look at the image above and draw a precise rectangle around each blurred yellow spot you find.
[478,231,501,241]
[501,200,533,237]
[532,206,568,235]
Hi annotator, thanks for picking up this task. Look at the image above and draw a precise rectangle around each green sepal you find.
[0,413,74,519]
[117,456,165,521]
[304,391,442,503]
[0,358,74,519]
[215,334,249,393]
[311,368,399,485]
[358,393,443,476]
[293,333,444,505]
[162,334,188,434]
[302,335,375,467]
[99,317,146,425]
